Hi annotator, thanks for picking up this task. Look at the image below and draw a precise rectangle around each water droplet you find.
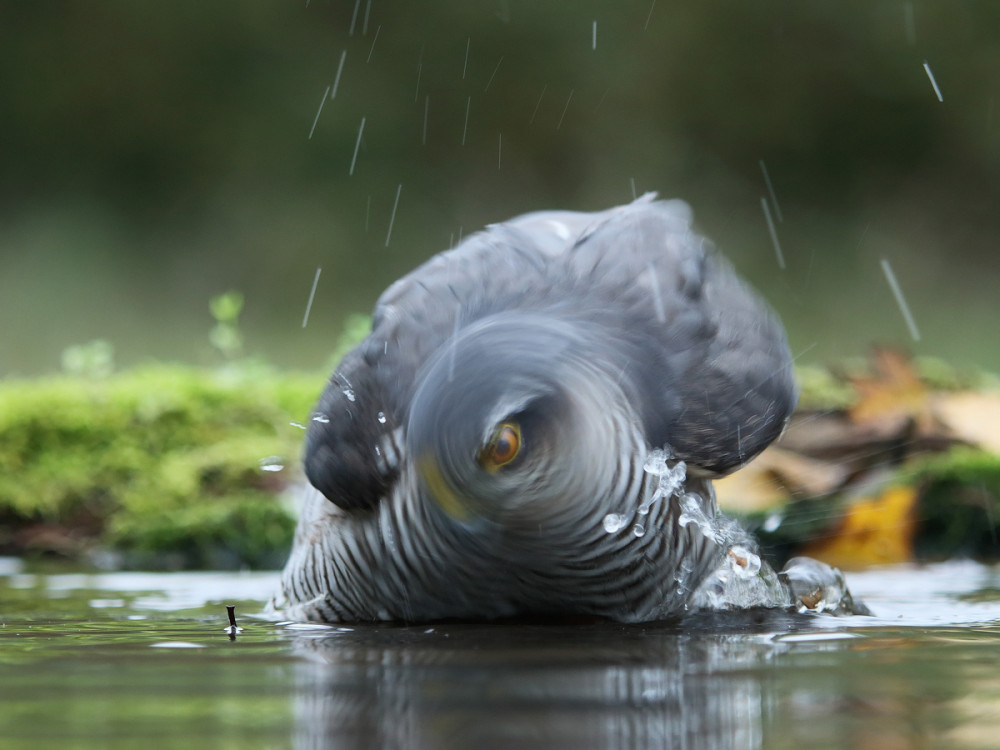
[632,523,646,538]
[602,513,628,533]
[259,457,284,472]
[311,412,330,424]
[377,411,386,424]
[342,388,356,402]
[762,512,783,533]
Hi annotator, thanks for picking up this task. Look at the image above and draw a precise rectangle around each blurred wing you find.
[562,198,797,475]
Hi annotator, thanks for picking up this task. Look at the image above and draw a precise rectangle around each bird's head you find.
[406,312,633,531]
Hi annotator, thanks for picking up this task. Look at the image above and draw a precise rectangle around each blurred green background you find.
[2,1,998,377]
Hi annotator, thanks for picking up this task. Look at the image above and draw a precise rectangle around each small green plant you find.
[209,291,245,359]
[60,339,115,378]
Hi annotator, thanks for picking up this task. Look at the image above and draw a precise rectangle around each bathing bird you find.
[272,194,798,623]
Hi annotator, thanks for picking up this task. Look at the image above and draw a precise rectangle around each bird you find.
[271,194,799,624]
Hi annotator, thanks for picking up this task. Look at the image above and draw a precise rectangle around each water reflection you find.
[285,612,815,750]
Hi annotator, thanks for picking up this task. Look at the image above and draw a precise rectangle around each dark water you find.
[3,560,1000,750]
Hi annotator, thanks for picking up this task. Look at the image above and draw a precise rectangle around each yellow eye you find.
[480,422,521,471]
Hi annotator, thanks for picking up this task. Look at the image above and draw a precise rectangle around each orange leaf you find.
[799,485,918,569]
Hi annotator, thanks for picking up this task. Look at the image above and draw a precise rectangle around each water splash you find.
[259,456,285,472]
[639,449,687,515]
[602,513,628,533]
[677,491,717,541]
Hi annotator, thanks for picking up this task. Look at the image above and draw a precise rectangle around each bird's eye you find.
[480,422,521,471]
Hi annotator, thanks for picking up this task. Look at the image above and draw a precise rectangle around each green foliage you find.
[208,291,245,360]
[0,362,324,568]
[60,340,115,379]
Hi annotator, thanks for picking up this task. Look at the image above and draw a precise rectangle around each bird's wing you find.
[560,199,797,474]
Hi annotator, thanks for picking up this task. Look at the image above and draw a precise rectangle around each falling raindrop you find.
[759,160,783,222]
[529,84,547,124]
[301,266,322,328]
[760,197,785,269]
[484,57,503,92]
[592,20,597,50]
[556,89,574,130]
[422,95,429,145]
[331,50,347,100]
[385,184,402,247]
[880,258,921,341]
[462,96,471,145]
[349,117,366,175]
[308,85,330,140]
[922,61,944,102]
[462,37,471,79]
[348,0,360,36]
[366,25,381,64]
[644,0,657,30]
[903,2,916,45]
[289,421,307,431]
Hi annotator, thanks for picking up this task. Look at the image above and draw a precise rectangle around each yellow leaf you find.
[800,485,918,569]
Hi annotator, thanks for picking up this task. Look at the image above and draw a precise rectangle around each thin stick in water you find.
[880,258,921,341]
[759,159,784,222]
[385,184,402,247]
[308,85,331,140]
[349,117,366,175]
[923,61,943,102]
[302,267,322,328]
[331,50,347,100]
[761,197,786,269]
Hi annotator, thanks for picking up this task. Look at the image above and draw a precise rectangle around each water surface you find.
[3,559,1000,749]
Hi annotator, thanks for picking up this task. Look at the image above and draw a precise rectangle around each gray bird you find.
[272,194,799,623]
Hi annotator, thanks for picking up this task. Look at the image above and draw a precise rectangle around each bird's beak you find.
[417,454,472,522]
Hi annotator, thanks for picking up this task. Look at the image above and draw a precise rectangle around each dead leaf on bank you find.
[799,484,918,569]
[933,391,1000,456]
[716,447,849,513]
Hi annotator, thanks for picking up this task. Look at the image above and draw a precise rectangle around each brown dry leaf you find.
[799,484,918,569]
[933,391,1000,456]
[848,348,934,429]
[715,447,848,513]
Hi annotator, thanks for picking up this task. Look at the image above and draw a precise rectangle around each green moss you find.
[0,362,324,568]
